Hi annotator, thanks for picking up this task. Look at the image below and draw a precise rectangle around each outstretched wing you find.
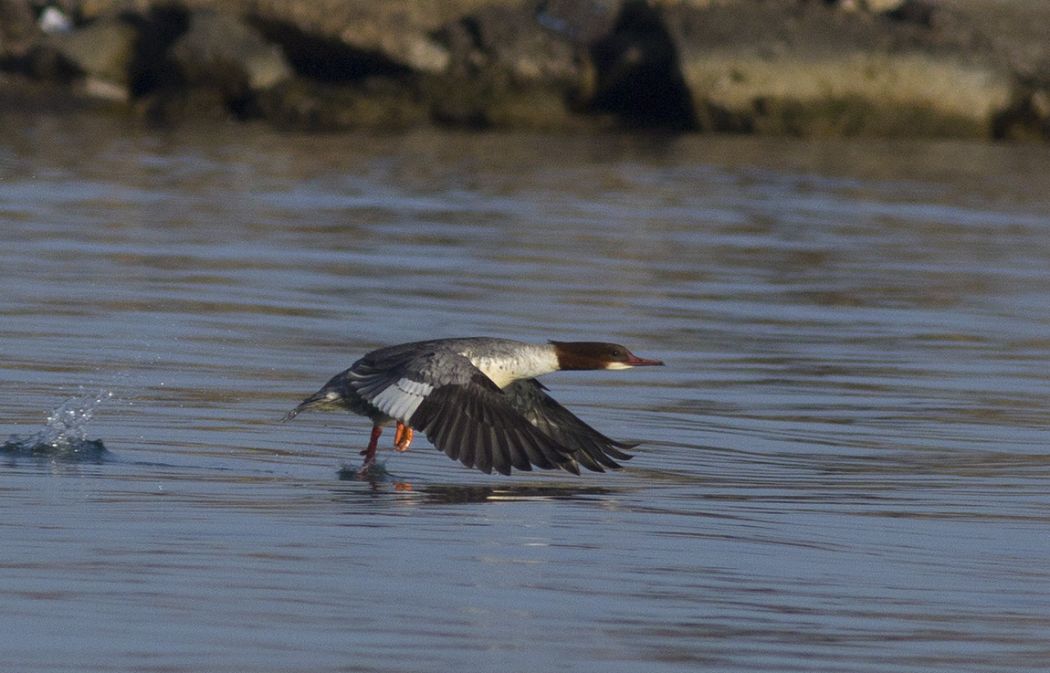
[502,379,635,472]
[409,374,580,476]
[349,347,579,475]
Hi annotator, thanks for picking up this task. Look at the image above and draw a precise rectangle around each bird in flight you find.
[284,337,663,477]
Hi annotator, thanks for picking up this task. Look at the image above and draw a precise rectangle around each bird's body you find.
[284,337,663,476]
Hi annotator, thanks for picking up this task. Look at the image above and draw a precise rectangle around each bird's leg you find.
[358,425,383,472]
[394,422,414,452]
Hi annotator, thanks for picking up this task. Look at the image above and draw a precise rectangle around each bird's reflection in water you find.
[335,463,618,503]
[414,483,618,504]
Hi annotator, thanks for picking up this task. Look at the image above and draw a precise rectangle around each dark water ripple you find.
[1,116,1049,672]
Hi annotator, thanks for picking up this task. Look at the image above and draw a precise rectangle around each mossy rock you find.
[258,77,428,131]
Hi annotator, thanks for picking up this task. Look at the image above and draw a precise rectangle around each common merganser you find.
[283,337,663,476]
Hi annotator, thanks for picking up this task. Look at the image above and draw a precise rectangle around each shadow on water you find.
[333,462,621,503]
[408,483,620,504]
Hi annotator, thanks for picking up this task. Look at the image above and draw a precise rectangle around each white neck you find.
[461,343,559,388]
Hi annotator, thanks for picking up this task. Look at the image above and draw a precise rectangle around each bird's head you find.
[550,341,664,371]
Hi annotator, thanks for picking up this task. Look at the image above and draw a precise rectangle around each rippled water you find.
[2,111,1050,672]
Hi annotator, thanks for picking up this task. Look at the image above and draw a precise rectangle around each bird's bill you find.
[624,353,664,367]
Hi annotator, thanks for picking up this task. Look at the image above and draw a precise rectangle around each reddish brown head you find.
[550,341,664,371]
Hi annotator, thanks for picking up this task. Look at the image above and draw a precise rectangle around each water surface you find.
[2,112,1050,672]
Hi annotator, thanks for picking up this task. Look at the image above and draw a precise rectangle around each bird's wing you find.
[502,379,635,472]
[344,346,443,422]
[349,349,579,475]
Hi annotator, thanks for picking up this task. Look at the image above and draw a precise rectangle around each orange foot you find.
[394,422,414,452]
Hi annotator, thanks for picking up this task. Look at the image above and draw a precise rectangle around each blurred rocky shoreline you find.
[1,0,1047,140]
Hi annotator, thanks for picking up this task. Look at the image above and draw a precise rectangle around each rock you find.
[135,9,294,122]
[534,0,621,44]
[425,3,586,128]
[2,0,1048,139]
[0,0,39,52]
[120,1,545,75]
[832,0,907,13]
[1033,89,1050,120]
[662,0,1012,136]
[992,62,1050,141]
[46,15,138,88]
[582,0,695,129]
[170,10,292,95]
[446,5,578,83]
[231,0,463,74]
[39,6,75,33]
[20,12,139,100]
[258,76,428,131]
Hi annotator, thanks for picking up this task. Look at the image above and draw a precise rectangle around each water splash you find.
[2,390,113,462]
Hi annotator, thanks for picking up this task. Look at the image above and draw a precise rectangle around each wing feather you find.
[502,379,636,471]
[410,380,576,475]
